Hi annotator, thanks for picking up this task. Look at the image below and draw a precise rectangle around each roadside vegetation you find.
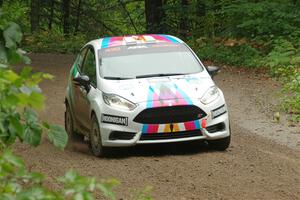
[1,0,299,121]
[0,12,126,200]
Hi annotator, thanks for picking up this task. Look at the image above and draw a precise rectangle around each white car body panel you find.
[66,34,231,147]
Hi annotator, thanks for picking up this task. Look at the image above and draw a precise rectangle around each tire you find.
[65,103,75,137]
[89,115,109,157]
[65,103,82,141]
[207,135,231,151]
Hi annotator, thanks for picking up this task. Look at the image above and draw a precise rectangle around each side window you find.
[77,48,87,72]
[82,48,97,86]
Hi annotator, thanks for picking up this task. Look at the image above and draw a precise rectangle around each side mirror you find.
[73,75,91,92]
[207,66,220,78]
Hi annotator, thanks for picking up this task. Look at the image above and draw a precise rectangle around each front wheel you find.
[207,135,231,151]
[89,115,109,157]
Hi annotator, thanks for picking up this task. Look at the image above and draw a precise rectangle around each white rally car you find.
[65,34,231,157]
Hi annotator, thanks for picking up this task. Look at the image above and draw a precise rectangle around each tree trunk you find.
[75,0,82,33]
[145,0,164,33]
[196,0,205,17]
[179,0,189,38]
[62,0,71,36]
[48,0,55,30]
[30,0,40,32]
[119,0,138,34]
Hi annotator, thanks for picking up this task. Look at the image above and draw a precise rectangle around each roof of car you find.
[97,34,183,49]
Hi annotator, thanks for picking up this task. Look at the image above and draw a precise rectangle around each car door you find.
[72,48,87,128]
[75,46,97,130]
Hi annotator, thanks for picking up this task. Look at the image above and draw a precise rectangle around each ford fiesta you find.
[65,34,231,157]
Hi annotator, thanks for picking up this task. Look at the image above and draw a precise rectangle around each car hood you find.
[100,73,215,104]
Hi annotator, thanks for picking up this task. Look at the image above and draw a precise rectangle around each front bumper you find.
[98,98,230,147]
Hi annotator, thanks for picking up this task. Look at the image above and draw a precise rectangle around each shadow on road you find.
[68,138,220,159]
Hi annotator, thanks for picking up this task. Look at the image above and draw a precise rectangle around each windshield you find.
[99,43,204,79]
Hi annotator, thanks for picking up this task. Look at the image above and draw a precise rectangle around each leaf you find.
[2,94,19,108]
[25,172,44,183]
[7,49,22,64]
[28,92,45,109]
[23,124,42,147]
[2,149,24,168]
[42,121,50,129]
[47,125,68,150]
[3,70,19,82]
[0,44,8,64]
[96,179,119,200]
[0,63,7,68]
[16,187,46,200]
[20,67,32,79]
[21,55,31,65]
[42,73,54,80]
[23,108,38,123]
[8,115,24,141]
[17,49,31,64]
[74,192,94,200]
[3,22,22,49]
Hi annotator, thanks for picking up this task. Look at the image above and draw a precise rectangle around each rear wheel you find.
[65,103,83,142]
[89,115,109,157]
[65,103,75,137]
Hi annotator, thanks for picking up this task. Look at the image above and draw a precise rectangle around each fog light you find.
[201,119,207,128]
[211,105,227,119]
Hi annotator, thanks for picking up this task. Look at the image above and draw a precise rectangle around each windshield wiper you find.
[103,77,132,80]
[136,73,185,79]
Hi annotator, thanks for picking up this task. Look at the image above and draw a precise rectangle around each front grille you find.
[134,105,207,124]
[140,129,203,140]
[109,131,136,140]
[206,122,225,133]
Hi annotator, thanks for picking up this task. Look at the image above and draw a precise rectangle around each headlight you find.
[103,93,137,111]
[200,86,220,105]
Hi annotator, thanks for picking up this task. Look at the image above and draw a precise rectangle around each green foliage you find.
[191,38,262,68]
[221,0,300,39]
[0,16,151,200]
[1,1,29,33]
[0,15,68,149]
[0,19,30,64]
[24,30,87,54]
[263,39,300,120]
[0,150,119,200]
[60,170,119,200]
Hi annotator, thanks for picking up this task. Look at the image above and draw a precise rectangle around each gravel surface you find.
[14,54,300,200]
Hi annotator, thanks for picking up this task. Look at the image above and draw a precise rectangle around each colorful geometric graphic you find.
[142,83,205,134]
[101,34,179,49]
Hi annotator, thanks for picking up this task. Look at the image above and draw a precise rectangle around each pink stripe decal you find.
[108,36,123,47]
[146,124,159,134]
[184,121,196,131]
[150,34,172,42]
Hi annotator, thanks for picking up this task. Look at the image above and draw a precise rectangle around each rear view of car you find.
[65,34,231,157]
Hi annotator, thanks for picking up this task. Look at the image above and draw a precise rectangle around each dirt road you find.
[15,54,300,200]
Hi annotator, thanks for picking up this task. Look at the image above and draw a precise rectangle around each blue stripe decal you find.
[146,86,154,108]
[176,86,193,105]
[194,120,200,129]
[176,85,199,128]
[142,86,155,134]
[162,35,179,43]
[142,125,148,134]
[101,37,111,48]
